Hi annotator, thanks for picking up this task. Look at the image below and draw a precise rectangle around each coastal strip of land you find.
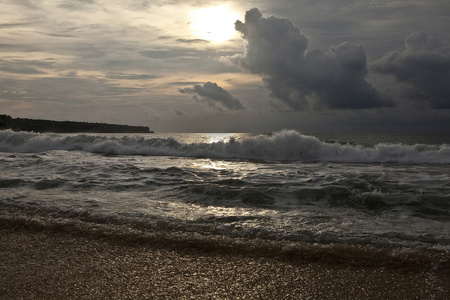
[0,114,153,133]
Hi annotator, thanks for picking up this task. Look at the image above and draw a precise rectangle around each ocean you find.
[1,130,449,275]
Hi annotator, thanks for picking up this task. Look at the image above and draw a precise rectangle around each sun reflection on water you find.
[204,133,236,144]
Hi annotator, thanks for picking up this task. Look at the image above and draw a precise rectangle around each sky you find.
[1,0,450,133]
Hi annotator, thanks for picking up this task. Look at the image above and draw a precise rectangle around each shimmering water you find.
[1,130,449,252]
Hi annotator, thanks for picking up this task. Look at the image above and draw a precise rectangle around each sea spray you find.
[1,129,450,163]
[1,131,449,251]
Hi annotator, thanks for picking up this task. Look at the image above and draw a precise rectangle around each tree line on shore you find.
[0,114,153,133]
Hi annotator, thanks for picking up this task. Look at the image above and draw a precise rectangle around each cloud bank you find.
[372,32,450,109]
[179,82,244,111]
[233,8,393,110]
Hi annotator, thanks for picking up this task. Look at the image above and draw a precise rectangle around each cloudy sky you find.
[1,0,450,133]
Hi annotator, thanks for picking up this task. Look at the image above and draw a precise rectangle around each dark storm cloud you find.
[372,32,450,109]
[233,8,393,110]
[179,82,244,111]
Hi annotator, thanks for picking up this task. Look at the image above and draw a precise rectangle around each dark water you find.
[1,130,449,279]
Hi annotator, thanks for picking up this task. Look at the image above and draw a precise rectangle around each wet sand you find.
[0,210,449,299]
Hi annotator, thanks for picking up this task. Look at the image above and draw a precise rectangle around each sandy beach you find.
[1,212,449,299]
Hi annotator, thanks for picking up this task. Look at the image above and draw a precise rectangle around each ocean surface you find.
[1,130,449,262]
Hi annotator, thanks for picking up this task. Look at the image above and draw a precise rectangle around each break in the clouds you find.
[1,1,450,133]
[372,32,450,109]
[233,8,393,110]
[179,82,244,111]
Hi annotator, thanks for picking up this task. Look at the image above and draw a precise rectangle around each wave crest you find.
[1,130,449,164]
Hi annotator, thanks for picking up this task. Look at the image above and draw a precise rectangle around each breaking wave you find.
[1,130,449,164]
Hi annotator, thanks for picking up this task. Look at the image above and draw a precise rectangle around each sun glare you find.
[190,6,240,43]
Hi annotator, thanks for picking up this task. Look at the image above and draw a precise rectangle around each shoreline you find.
[1,210,449,299]
[0,115,153,133]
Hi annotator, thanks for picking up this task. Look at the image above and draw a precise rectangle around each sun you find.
[190,6,240,43]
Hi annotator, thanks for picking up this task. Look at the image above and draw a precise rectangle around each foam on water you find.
[1,130,450,163]
[1,130,449,253]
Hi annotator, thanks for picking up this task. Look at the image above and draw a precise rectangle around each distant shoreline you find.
[0,114,153,133]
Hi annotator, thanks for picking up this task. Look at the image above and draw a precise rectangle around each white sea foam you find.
[1,133,449,251]
[1,130,450,164]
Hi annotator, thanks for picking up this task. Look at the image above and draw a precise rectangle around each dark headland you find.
[0,114,153,133]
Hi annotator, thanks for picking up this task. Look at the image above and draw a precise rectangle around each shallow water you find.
[1,130,449,252]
